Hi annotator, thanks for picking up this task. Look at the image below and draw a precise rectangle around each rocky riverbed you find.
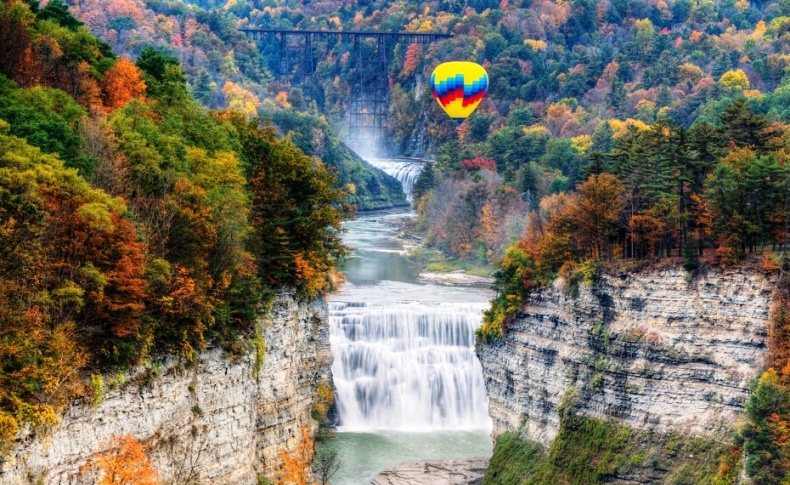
[371,458,489,485]
[417,270,494,287]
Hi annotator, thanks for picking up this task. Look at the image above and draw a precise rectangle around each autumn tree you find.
[569,173,626,259]
[402,42,422,75]
[0,0,37,85]
[92,434,159,485]
[0,121,137,430]
[277,425,315,485]
[228,114,351,299]
[102,58,146,110]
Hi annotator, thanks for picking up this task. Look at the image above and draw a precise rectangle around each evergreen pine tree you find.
[712,53,733,78]
[191,69,215,106]
[608,76,627,116]
[583,151,608,179]
[591,121,614,153]
[688,122,724,193]
[720,98,774,153]
[412,162,436,203]
[656,84,672,108]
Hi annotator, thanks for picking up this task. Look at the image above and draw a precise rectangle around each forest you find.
[0,0,351,454]
[4,0,790,481]
[60,0,790,272]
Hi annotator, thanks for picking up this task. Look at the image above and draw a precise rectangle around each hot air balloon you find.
[430,61,489,126]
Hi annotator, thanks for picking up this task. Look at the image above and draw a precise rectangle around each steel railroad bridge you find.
[241,28,451,152]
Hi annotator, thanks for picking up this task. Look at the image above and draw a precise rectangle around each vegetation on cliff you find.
[477,101,789,340]
[0,0,350,448]
[484,414,727,484]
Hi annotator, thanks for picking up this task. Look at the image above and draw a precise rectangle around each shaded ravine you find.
[323,159,492,485]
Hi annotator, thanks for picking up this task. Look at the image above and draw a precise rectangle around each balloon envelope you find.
[430,61,488,125]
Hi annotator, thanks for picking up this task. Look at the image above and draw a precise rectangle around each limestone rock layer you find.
[477,268,775,445]
[1,293,331,484]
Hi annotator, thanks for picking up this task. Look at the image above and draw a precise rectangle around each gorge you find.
[0,154,780,485]
[4,0,790,481]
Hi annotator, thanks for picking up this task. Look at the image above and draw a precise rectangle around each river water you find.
[322,160,493,484]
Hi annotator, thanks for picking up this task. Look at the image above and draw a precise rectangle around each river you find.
[322,160,493,485]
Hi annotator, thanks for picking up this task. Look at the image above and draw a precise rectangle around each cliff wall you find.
[478,267,775,447]
[0,293,331,484]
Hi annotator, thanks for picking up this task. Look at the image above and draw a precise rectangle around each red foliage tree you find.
[403,42,422,74]
[460,157,497,172]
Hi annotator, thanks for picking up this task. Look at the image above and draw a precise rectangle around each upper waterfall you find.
[367,159,426,202]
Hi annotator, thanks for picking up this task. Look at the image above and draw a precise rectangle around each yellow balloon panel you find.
[430,61,489,124]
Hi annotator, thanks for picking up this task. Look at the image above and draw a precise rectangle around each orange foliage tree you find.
[568,173,626,259]
[276,425,315,485]
[92,434,159,485]
[0,0,38,85]
[102,58,146,111]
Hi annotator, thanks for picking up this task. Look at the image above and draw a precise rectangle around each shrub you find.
[0,412,19,456]
[90,374,105,409]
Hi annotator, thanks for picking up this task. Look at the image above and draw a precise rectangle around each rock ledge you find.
[371,457,489,485]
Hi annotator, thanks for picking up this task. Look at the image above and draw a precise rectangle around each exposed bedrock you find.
[477,267,775,446]
[1,293,331,484]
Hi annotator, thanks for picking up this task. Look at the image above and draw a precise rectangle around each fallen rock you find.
[371,457,490,485]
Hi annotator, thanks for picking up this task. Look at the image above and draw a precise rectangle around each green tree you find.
[37,0,82,31]
[0,77,89,174]
[719,98,775,154]
[742,369,790,483]
[191,69,215,105]
[135,48,187,101]
[229,114,352,298]
[412,162,436,203]
[608,76,626,115]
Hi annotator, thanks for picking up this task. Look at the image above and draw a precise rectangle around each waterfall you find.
[367,159,425,202]
[330,298,491,431]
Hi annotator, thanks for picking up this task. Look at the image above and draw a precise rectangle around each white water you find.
[367,158,425,201]
[330,291,491,431]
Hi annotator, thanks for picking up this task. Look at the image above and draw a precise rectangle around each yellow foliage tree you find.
[679,63,704,84]
[223,81,261,117]
[524,39,547,52]
[0,413,18,456]
[719,69,750,91]
[571,135,592,154]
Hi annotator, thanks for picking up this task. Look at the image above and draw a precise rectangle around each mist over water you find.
[365,158,425,201]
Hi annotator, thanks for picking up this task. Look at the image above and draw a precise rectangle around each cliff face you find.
[478,267,775,446]
[1,293,331,485]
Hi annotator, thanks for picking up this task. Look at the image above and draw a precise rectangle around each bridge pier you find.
[241,28,451,153]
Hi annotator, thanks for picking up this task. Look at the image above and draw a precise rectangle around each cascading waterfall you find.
[330,298,491,431]
[367,159,425,201]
